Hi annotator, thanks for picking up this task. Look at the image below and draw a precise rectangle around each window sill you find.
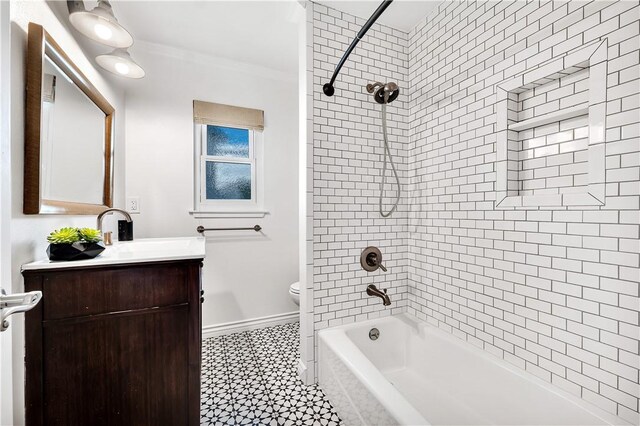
[189,210,269,219]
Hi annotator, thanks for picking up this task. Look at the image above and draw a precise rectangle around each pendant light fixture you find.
[96,49,145,79]
[68,0,133,48]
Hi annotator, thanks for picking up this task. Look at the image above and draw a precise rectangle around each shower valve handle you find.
[361,246,388,273]
[366,252,386,272]
[375,257,388,272]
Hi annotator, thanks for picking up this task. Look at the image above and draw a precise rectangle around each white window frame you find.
[191,124,266,218]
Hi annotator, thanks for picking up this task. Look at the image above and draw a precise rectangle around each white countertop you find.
[21,237,206,271]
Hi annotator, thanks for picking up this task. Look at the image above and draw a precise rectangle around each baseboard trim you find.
[297,359,308,384]
[202,311,300,339]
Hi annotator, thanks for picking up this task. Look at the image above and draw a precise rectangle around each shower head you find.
[366,81,399,104]
[366,82,383,93]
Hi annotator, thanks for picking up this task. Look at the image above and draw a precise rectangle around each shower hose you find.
[379,103,401,217]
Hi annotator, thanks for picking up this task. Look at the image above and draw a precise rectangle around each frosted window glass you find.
[205,161,251,200]
[207,125,249,158]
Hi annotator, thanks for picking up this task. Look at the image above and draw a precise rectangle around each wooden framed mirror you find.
[24,22,114,215]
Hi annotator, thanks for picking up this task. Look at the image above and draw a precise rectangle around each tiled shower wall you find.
[407,0,639,423]
[310,3,410,375]
[514,70,591,196]
[308,0,638,422]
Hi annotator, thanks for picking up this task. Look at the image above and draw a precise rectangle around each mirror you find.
[24,22,114,214]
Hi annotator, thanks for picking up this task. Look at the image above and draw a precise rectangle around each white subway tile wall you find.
[512,69,591,196]
[311,1,410,375]
[309,0,639,423]
[408,0,639,423]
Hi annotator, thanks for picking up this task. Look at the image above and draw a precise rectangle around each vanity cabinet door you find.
[23,260,203,426]
[43,306,189,425]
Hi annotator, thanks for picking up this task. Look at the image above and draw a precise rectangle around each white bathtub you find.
[318,314,630,426]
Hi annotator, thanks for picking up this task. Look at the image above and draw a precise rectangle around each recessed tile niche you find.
[495,39,608,208]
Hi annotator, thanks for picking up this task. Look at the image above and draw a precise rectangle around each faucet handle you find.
[369,253,387,272]
[361,247,388,273]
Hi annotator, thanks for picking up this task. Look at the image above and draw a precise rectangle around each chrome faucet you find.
[367,284,391,306]
[97,208,133,241]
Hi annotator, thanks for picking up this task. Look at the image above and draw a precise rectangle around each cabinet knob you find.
[200,290,204,296]
[200,297,204,304]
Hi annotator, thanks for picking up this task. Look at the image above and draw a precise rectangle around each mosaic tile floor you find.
[200,322,342,425]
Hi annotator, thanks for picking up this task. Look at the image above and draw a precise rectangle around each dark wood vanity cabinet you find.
[23,259,203,426]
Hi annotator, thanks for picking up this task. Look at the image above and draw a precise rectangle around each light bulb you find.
[94,23,113,40]
[114,62,130,75]
[96,49,145,79]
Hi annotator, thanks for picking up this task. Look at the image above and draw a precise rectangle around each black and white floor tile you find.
[201,322,342,426]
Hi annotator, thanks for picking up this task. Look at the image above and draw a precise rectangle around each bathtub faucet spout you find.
[366,284,391,306]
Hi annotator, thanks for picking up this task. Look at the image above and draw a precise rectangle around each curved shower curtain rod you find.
[323,0,393,97]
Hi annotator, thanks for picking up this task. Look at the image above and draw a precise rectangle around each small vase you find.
[46,242,105,261]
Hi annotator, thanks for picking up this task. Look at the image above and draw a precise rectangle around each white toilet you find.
[289,281,300,306]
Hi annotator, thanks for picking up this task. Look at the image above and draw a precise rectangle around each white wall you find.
[307,0,639,422]
[8,1,126,423]
[298,1,312,384]
[124,41,299,329]
[307,3,410,380]
[408,1,639,422]
[0,1,13,424]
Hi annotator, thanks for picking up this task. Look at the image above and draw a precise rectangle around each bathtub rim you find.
[319,321,429,425]
[318,313,631,426]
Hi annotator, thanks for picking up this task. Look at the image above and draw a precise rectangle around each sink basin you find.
[22,237,206,271]
[106,238,200,254]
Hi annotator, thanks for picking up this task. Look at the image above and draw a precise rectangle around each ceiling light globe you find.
[114,62,130,75]
[69,0,133,48]
[96,49,145,79]
[94,23,113,40]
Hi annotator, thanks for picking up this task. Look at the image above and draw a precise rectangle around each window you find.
[192,100,265,217]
